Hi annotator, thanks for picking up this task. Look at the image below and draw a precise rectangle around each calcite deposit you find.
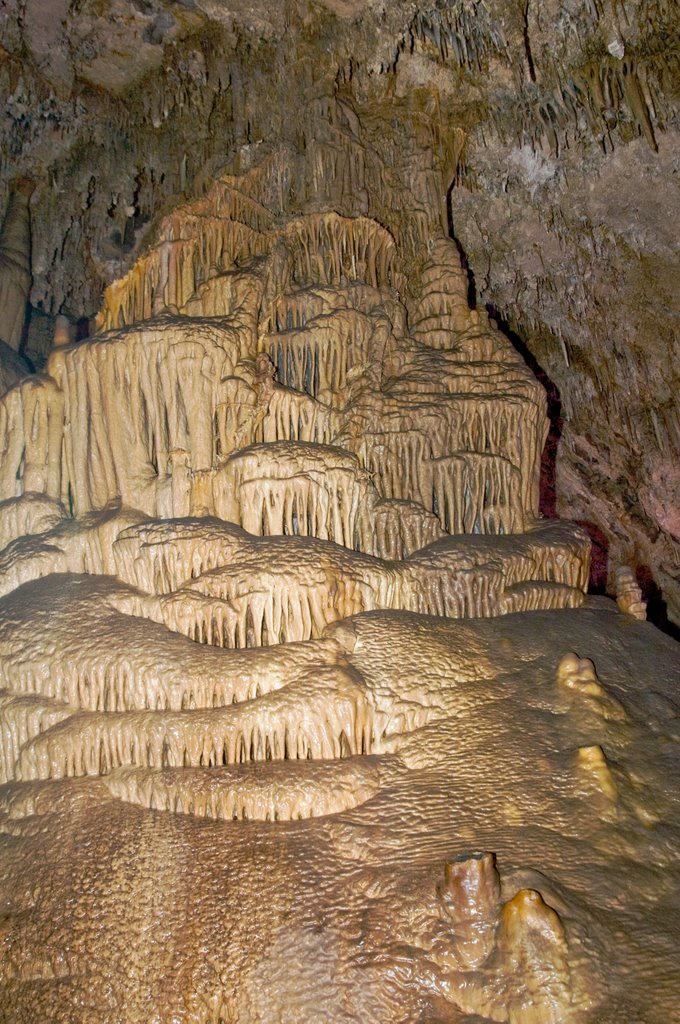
[0,3,679,1021]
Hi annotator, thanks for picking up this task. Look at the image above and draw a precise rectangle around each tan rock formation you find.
[615,565,647,621]
[0,53,678,1023]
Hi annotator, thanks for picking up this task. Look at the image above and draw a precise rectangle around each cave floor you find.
[1,598,678,1023]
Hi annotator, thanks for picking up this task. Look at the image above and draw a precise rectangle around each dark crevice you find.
[446,183,476,308]
[575,519,609,593]
[522,1,537,83]
[636,564,680,641]
[485,305,563,523]
[446,184,563,525]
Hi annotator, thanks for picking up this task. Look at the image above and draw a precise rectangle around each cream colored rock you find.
[0,148,677,1024]
[498,889,571,1024]
[0,164,549,541]
[615,565,647,620]
[437,851,501,968]
[556,651,627,721]
[577,744,618,801]
[0,493,64,551]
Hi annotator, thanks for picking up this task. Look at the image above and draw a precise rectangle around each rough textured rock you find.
[0,3,679,1021]
[0,340,30,397]
[1,576,680,1021]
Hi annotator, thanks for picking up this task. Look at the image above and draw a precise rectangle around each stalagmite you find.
[577,744,618,802]
[556,651,627,721]
[436,852,501,969]
[0,163,551,531]
[498,890,572,1024]
[52,315,71,349]
[615,565,647,620]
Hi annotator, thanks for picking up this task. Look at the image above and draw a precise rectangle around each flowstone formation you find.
[3,0,679,624]
[0,153,679,1024]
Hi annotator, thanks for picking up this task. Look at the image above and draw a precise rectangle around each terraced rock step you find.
[104,757,388,821]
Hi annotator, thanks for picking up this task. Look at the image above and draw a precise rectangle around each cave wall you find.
[1,0,678,621]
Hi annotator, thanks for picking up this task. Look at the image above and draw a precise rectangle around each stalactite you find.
[0,183,549,534]
[0,376,63,501]
[0,494,64,551]
[104,756,383,821]
[206,442,374,550]
[16,666,374,782]
[0,182,33,353]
